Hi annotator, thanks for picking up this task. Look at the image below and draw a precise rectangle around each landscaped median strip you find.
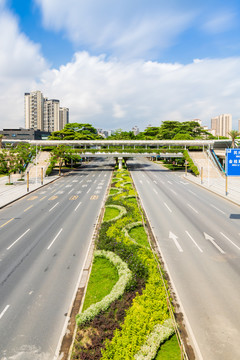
[71,168,182,360]
[76,250,132,326]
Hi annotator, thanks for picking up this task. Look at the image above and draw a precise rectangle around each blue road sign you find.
[226,149,240,176]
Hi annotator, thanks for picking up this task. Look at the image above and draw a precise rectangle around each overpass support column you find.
[118,157,123,169]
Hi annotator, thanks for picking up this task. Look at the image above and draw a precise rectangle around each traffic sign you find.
[226,149,240,176]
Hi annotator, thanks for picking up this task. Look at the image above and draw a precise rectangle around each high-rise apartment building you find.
[211,114,232,138]
[24,91,44,130]
[25,91,69,132]
[44,99,60,132]
[59,107,69,130]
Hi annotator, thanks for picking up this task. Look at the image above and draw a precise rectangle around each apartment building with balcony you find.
[24,91,69,132]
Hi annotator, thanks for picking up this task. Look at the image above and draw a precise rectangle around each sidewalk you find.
[185,172,240,207]
[0,173,59,208]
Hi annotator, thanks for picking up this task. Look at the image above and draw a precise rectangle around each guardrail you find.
[210,149,225,174]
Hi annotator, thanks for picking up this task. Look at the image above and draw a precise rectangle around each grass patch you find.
[155,334,181,360]
[125,197,137,204]
[82,256,119,312]
[103,207,120,222]
[109,188,120,195]
[129,225,150,248]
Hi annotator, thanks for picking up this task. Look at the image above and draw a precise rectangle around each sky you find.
[1,0,240,131]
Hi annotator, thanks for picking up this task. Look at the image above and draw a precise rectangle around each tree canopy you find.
[49,123,101,140]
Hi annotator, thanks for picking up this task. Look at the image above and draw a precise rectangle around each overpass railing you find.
[209,149,225,174]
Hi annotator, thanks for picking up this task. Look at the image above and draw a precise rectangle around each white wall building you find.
[24,90,44,130]
[211,114,232,138]
[25,91,69,132]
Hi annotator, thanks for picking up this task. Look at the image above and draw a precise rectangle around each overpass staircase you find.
[26,151,51,180]
[189,151,223,179]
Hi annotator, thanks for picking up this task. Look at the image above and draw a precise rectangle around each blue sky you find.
[1,0,240,130]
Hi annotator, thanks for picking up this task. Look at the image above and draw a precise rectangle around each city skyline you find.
[1,1,240,130]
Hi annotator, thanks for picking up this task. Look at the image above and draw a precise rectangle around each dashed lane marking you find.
[49,202,59,212]
[7,229,30,250]
[24,205,33,212]
[48,195,58,201]
[0,218,14,229]
[0,305,10,320]
[27,196,38,201]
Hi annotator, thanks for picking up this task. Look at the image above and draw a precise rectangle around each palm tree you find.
[228,130,240,148]
[0,134,3,149]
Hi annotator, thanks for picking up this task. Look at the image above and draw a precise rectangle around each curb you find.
[0,176,60,209]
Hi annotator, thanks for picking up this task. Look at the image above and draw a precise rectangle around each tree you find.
[0,134,3,149]
[228,130,240,148]
[108,129,136,140]
[0,148,18,183]
[50,145,81,175]
[49,123,100,140]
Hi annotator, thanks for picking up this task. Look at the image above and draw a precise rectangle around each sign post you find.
[225,149,240,195]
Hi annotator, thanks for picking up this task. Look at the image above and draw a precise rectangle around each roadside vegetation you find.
[71,169,182,360]
[0,143,35,183]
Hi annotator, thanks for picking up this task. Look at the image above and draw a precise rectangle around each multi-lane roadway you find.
[1,156,240,360]
[129,158,240,360]
[0,158,112,360]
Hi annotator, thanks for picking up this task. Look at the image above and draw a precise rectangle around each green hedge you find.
[183,150,199,176]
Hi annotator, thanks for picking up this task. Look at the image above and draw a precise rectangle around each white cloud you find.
[0,4,48,129]
[37,52,240,131]
[34,0,195,59]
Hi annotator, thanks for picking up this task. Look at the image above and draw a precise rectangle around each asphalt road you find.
[129,158,240,360]
[0,158,113,360]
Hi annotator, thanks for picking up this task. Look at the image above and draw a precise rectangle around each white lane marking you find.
[72,180,78,183]
[164,202,172,213]
[169,231,183,252]
[94,180,97,183]
[188,190,197,196]
[204,232,225,254]
[153,189,158,194]
[170,189,177,195]
[185,231,203,253]
[0,305,10,320]
[7,229,30,250]
[180,181,188,185]
[29,291,33,295]
[79,180,83,183]
[187,204,199,214]
[220,232,240,251]
[82,184,87,188]
[65,184,72,188]
[167,181,173,185]
[153,180,157,184]
[87,188,91,194]
[68,189,74,194]
[49,202,59,212]
[104,174,107,177]
[75,201,82,211]
[47,228,63,250]
[56,191,64,195]
[76,190,82,194]
[139,180,143,184]
[210,204,226,215]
